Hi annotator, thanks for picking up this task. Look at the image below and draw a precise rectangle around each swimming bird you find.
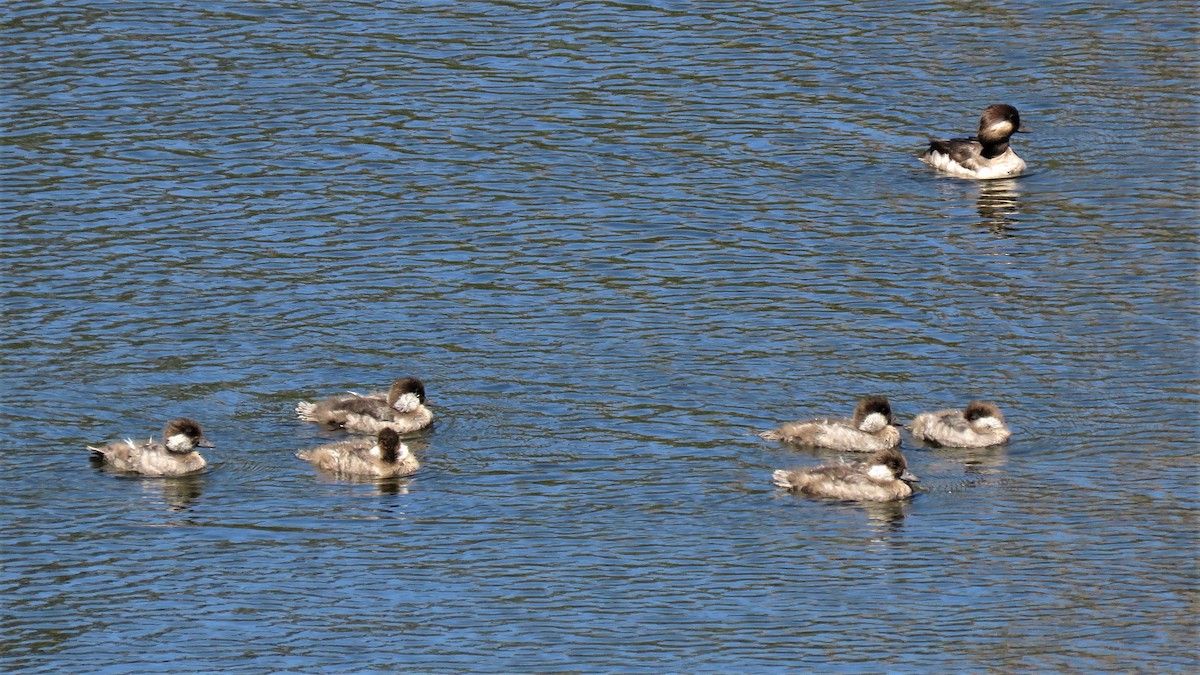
[909,401,1012,447]
[772,446,918,502]
[759,395,901,453]
[295,376,433,435]
[295,427,419,478]
[86,418,212,476]
[921,104,1028,179]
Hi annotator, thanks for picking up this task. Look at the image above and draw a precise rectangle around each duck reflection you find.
[860,499,908,530]
[142,473,206,512]
[931,444,1009,475]
[308,469,415,496]
[975,178,1022,232]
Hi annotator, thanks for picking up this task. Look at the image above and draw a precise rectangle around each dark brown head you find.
[854,393,892,420]
[376,427,403,464]
[867,447,918,484]
[964,401,1004,422]
[977,104,1026,145]
[387,377,427,411]
[163,418,213,454]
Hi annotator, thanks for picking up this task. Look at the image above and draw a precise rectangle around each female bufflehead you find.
[86,417,213,476]
[921,104,1028,179]
[909,401,1012,448]
[295,427,419,478]
[759,395,901,453]
[295,376,433,435]
[772,446,918,502]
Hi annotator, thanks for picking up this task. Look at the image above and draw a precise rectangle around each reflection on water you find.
[975,179,1023,232]
[145,474,207,512]
[860,500,908,531]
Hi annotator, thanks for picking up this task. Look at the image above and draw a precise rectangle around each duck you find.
[86,417,213,476]
[909,400,1012,448]
[758,395,901,453]
[295,427,419,478]
[772,446,918,502]
[295,376,433,435]
[920,104,1028,179]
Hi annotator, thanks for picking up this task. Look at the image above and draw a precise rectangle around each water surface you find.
[2,0,1197,671]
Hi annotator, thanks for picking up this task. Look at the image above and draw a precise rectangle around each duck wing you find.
[926,137,982,170]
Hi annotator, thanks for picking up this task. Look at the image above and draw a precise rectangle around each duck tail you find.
[758,428,783,441]
[772,469,795,489]
[295,401,318,422]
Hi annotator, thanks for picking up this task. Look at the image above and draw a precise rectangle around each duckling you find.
[772,446,918,502]
[295,427,418,478]
[86,418,212,476]
[295,376,433,435]
[759,395,901,453]
[921,104,1029,179]
[909,401,1012,448]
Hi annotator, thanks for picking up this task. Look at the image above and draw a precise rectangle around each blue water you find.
[2,0,1197,671]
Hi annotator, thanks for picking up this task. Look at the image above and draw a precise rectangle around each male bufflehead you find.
[295,376,433,435]
[86,417,213,476]
[909,401,1012,448]
[772,446,918,502]
[759,395,901,453]
[921,104,1028,179]
[295,427,419,478]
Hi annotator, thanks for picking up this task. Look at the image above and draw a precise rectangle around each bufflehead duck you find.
[772,446,918,502]
[295,427,419,478]
[921,104,1028,179]
[86,417,213,476]
[295,376,433,435]
[909,401,1012,448]
[758,395,901,453]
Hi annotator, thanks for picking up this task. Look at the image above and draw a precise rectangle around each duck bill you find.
[900,469,919,483]
[1016,125,1031,133]
[197,438,215,448]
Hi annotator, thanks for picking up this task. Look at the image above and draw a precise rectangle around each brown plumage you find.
[86,418,212,476]
[759,395,901,453]
[295,428,419,478]
[295,376,433,435]
[772,447,918,502]
[909,401,1011,448]
[920,104,1028,179]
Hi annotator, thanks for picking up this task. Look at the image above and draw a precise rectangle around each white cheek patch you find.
[867,464,893,481]
[859,413,888,433]
[979,416,1003,430]
[396,443,410,460]
[368,444,382,459]
[165,433,192,452]
[393,392,421,413]
[984,120,1014,137]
